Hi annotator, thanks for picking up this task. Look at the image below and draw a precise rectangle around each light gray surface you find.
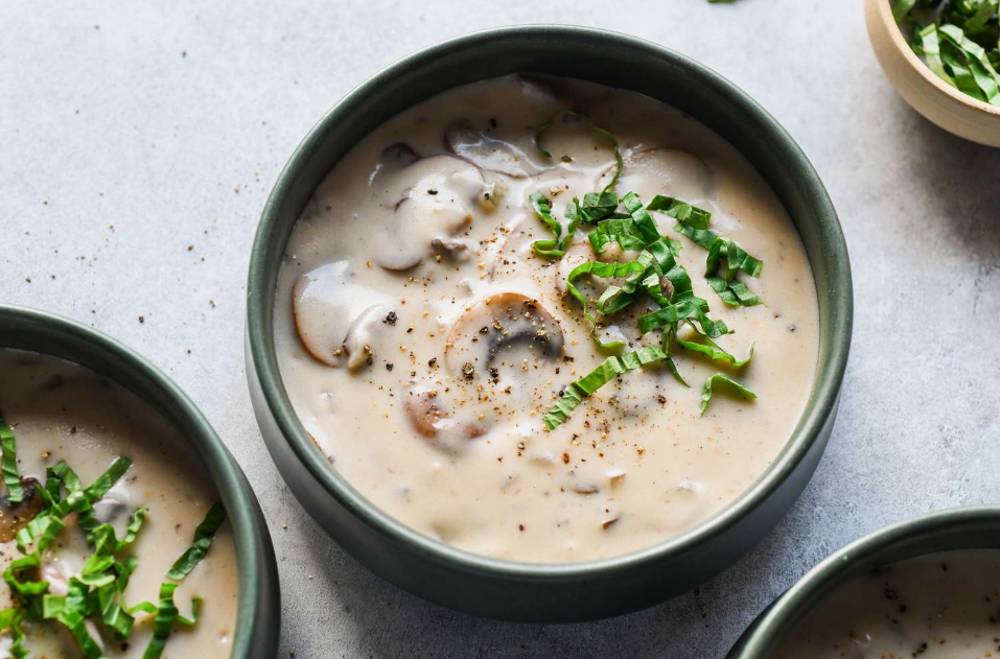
[2,1,999,657]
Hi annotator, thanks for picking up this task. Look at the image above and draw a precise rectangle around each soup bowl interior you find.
[728,506,1000,657]
[247,25,852,621]
[0,304,279,658]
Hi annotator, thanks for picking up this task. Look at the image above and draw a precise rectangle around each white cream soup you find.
[773,550,1000,658]
[0,350,238,657]
[275,74,819,563]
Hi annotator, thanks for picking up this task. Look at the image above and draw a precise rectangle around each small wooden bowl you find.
[865,0,1000,147]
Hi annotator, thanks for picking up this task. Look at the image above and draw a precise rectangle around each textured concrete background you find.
[2,1,1000,657]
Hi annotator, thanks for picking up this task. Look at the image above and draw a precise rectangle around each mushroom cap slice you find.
[444,292,564,376]
[342,303,396,371]
[402,383,486,452]
[367,142,421,186]
[292,260,391,367]
[444,119,544,178]
[604,147,715,203]
[372,155,489,271]
[0,477,42,542]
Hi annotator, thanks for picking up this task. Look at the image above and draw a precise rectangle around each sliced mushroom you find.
[0,477,42,542]
[42,560,70,596]
[444,119,544,178]
[431,236,475,262]
[342,303,396,371]
[513,74,563,105]
[603,147,715,202]
[367,142,421,186]
[444,292,564,375]
[487,214,535,281]
[92,480,130,523]
[292,260,392,367]
[372,155,491,271]
[533,112,619,170]
[403,383,485,452]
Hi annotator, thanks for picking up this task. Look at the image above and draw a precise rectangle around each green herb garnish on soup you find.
[0,417,224,658]
[531,118,761,429]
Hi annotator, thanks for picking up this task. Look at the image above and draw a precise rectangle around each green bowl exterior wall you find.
[0,305,280,658]
[246,25,853,622]
[728,507,1000,657]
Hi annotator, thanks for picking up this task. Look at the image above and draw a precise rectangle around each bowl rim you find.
[733,505,1000,656]
[0,304,276,657]
[871,0,1000,118]
[247,24,853,580]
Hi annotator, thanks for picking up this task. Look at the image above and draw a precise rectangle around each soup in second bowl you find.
[0,350,238,657]
[773,549,1000,658]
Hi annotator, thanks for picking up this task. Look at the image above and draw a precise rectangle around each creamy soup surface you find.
[0,350,238,657]
[275,74,820,563]
[773,550,1000,659]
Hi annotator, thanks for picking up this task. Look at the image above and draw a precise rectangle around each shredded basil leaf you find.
[530,192,576,258]
[0,608,28,659]
[700,373,757,415]
[0,414,24,504]
[646,195,763,306]
[678,330,754,369]
[705,237,763,307]
[167,503,226,581]
[543,345,669,430]
[901,3,1000,106]
[143,503,225,658]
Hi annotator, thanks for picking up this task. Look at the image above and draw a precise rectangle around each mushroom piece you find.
[0,477,43,542]
[372,155,493,271]
[341,303,396,371]
[513,73,563,105]
[486,214,535,281]
[444,292,564,375]
[92,480,130,524]
[367,142,421,186]
[444,119,544,178]
[430,236,475,262]
[402,383,485,452]
[603,147,715,203]
[292,260,393,367]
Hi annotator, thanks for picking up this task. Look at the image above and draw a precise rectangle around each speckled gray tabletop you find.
[3,1,1000,657]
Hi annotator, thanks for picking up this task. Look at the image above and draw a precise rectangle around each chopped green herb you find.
[0,414,24,504]
[530,116,761,425]
[167,502,226,581]
[678,331,754,369]
[647,196,763,306]
[530,192,581,258]
[700,373,757,414]
[705,237,763,307]
[0,608,28,659]
[898,1,1000,106]
[543,345,670,430]
[142,503,225,659]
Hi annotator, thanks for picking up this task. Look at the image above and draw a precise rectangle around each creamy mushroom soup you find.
[0,350,238,657]
[275,75,819,563]
[772,550,1000,658]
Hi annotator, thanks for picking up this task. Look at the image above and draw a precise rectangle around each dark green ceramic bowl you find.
[0,305,280,658]
[728,507,1000,657]
[246,25,852,622]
